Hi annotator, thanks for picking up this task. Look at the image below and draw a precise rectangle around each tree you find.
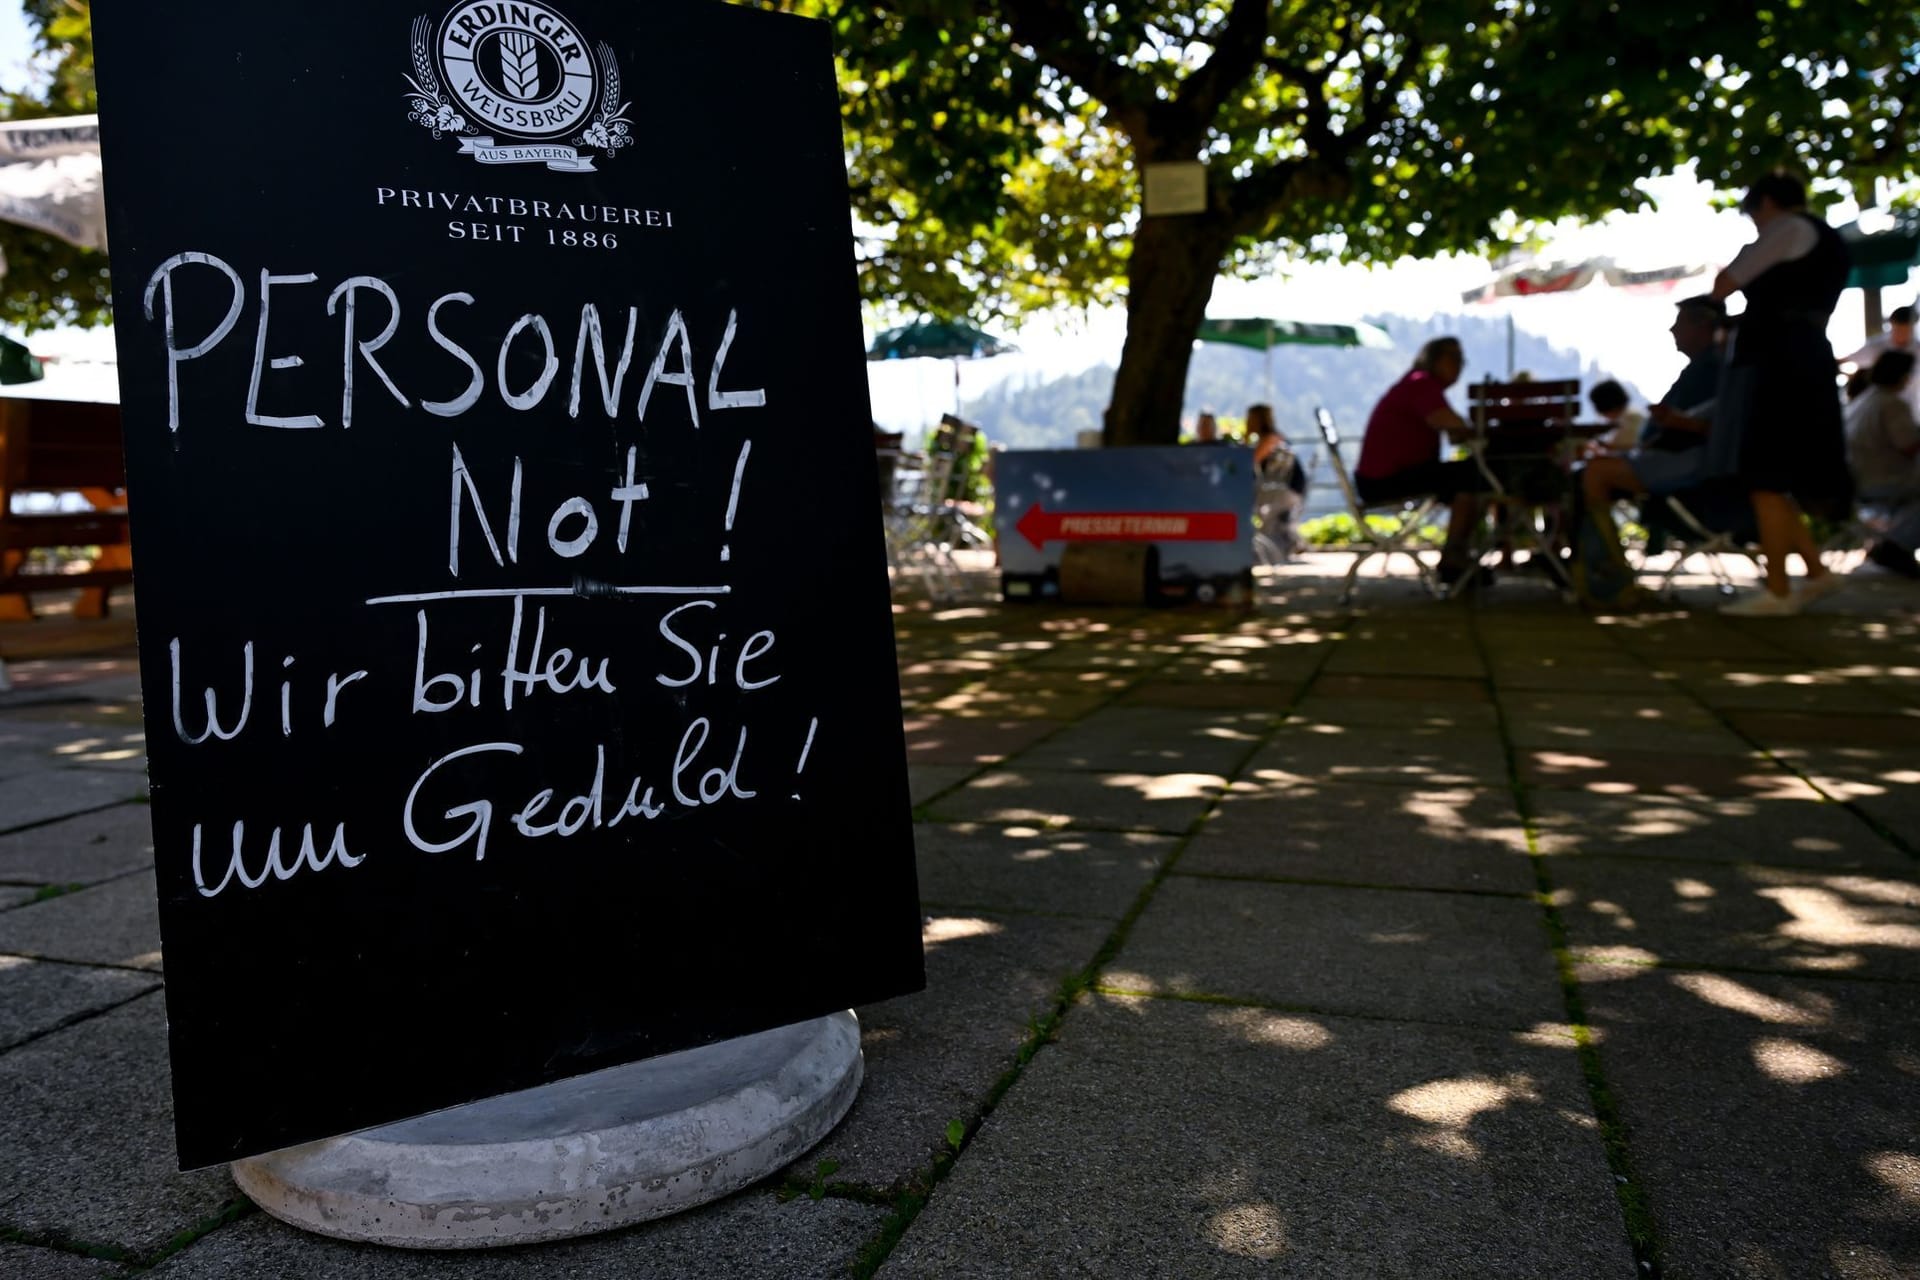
[820,0,1919,445]
[0,0,107,331]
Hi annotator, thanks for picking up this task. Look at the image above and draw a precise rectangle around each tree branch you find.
[1174,0,1274,122]
[1001,0,1153,138]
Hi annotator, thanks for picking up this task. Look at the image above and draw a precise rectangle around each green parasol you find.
[1839,209,1920,292]
[1195,316,1394,404]
[867,319,1020,418]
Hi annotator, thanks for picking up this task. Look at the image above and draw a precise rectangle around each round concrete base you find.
[231,1012,862,1249]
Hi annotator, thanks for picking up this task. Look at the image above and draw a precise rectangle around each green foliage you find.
[943,1118,965,1150]
[797,0,1918,328]
[1298,512,1443,548]
[0,0,108,331]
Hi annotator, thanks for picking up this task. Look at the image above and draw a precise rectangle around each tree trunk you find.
[1104,214,1235,447]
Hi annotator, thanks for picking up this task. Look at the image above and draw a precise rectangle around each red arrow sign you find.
[1015,503,1238,551]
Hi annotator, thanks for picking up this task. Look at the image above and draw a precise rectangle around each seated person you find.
[1190,411,1224,444]
[1247,402,1307,551]
[1588,379,1646,453]
[1841,305,1919,420]
[1571,296,1728,603]
[1353,336,1490,584]
[1845,349,1920,578]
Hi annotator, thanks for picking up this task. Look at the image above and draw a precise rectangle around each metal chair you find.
[882,415,988,601]
[1637,487,1761,598]
[1315,407,1439,605]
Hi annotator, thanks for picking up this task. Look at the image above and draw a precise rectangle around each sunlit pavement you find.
[2,556,1917,1277]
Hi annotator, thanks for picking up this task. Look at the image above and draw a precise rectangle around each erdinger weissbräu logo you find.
[405,2,632,173]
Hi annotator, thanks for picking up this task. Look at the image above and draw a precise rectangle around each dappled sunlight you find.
[1578,946,1661,968]
[1203,1203,1288,1260]
[1202,1008,1336,1052]
[50,731,146,763]
[1105,772,1223,801]
[1672,972,1832,1027]
[1673,878,1716,900]
[1363,931,1431,945]
[1388,1074,1542,1160]
[921,917,1004,950]
[1098,970,1160,996]
[1861,1153,1920,1217]
[1581,898,1638,932]
[1750,1037,1847,1085]
[1756,886,1920,952]
[1513,1023,1581,1049]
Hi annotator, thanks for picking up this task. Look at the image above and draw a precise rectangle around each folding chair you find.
[1638,484,1761,598]
[1315,407,1439,605]
[882,415,988,601]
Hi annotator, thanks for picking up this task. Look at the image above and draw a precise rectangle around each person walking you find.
[1709,171,1853,616]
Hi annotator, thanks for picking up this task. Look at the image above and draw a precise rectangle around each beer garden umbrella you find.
[1195,316,1395,405]
[866,319,1020,419]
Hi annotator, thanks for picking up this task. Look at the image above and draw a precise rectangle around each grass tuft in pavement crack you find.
[130,1197,257,1272]
[846,609,1347,1278]
[1466,603,1667,1280]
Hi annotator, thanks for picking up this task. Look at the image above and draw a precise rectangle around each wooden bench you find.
[0,396,132,619]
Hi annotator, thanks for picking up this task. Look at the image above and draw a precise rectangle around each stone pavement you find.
[1,557,1917,1278]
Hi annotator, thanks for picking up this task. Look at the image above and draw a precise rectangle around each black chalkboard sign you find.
[92,0,923,1169]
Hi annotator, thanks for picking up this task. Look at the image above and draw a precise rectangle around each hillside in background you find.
[957,313,1650,450]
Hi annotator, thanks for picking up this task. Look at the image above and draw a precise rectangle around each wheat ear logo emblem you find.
[499,31,540,100]
[411,2,614,171]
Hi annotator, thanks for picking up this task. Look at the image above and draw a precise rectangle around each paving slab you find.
[1182,783,1535,894]
[1156,648,1328,684]
[906,765,974,807]
[1321,645,1488,679]
[880,994,1632,1280]
[1527,789,1911,871]
[1489,655,1671,693]
[0,1244,128,1278]
[1117,680,1300,710]
[925,767,1224,834]
[1015,706,1273,775]
[914,823,1173,920]
[1283,697,1502,731]
[0,993,236,1258]
[0,768,145,835]
[0,803,156,886]
[0,871,163,971]
[803,910,1110,1191]
[1497,689,1719,726]
[1106,876,1564,1029]
[1502,715,1757,757]
[1726,709,1920,747]
[1555,857,1920,979]
[1244,725,1512,790]
[923,685,1113,718]
[1662,666,1903,714]
[0,885,33,909]
[900,716,1066,766]
[1310,674,1490,703]
[0,720,139,781]
[1520,747,1813,800]
[146,1191,885,1278]
[0,955,161,1051]
[1575,963,1920,1279]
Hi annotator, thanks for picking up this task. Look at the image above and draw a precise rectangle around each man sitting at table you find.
[1354,336,1491,587]
[1568,297,1729,604]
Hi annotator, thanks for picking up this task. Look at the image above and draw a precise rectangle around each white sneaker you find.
[1795,574,1843,605]
[1720,589,1801,617]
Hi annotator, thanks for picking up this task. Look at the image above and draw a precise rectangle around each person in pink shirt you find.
[1355,336,1493,585]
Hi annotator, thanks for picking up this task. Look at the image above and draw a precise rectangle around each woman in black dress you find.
[1709,170,1852,616]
